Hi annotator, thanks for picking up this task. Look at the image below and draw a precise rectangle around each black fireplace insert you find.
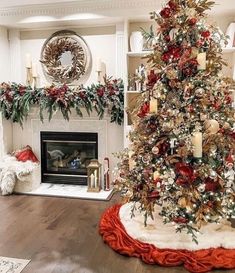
[40,131,98,185]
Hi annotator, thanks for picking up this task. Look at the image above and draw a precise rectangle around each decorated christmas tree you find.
[116,0,235,242]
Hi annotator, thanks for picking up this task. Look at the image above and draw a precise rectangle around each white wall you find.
[0,27,13,159]
[20,26,116,86]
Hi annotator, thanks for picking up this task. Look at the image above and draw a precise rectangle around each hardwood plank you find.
[0,193,234,273]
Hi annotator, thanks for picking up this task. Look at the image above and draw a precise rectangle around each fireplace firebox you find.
[40,131,98,185]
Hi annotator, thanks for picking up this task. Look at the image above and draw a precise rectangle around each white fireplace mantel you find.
[0,108,123,189]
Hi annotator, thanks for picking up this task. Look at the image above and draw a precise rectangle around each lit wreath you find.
[40,30,91,84]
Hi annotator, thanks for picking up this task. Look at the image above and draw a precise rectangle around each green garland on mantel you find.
[0,77,124,126]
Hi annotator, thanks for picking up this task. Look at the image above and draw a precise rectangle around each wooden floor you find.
[0,193,234,273]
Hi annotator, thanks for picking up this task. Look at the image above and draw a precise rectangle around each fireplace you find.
[40,131,98,185]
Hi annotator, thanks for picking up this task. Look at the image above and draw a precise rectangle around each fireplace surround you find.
[41,131,98,185]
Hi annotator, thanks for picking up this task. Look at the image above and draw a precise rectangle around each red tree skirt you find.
[99,204,235,273]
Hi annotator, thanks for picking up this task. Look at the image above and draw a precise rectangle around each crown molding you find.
[0,0,159,17]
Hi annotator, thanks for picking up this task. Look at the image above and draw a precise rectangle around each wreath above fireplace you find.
[40,30,91,85]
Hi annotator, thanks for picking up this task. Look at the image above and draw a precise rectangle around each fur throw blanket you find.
[0,155,39,195]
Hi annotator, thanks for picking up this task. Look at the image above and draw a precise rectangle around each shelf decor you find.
[130,31,143,52]
[226,22,235,48]
[0,77,124,126]
[40,30,91,85]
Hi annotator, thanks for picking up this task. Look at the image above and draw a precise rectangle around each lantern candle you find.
[192,132,202,158]
[149,98,158,113]
[197,52,206,70]
[25,53,32,69]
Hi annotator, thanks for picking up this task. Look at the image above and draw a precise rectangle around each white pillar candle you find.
[192,132,202,158]
[25,53,32,68]
[94,170,98,188]
[149,98,158,113]
[32,63,38,78]
[90,173,95,188]
[197,52,206,70]
[96,58,102,72]
[128,151,135,170]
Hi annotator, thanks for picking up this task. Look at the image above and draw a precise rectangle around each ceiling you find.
[0,0,234,29]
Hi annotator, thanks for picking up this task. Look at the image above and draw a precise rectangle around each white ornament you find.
[198,184,205,192]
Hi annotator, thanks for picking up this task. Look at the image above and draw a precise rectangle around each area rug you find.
[0,257,30,273]
[99,203,235,273]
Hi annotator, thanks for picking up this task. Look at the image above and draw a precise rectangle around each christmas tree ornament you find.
[204,119,220,134]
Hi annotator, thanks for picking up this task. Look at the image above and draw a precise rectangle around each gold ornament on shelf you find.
[87,159,102,192]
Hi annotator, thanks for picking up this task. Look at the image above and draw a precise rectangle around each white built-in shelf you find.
[222,47,235,53]
[127,50,153,57]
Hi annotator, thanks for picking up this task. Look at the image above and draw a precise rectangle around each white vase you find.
[225,22,235,48]
[130,31,143,52]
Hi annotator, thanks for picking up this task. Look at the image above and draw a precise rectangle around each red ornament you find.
[14,145,39,163]
[137,102,150,118]
[201,30,210,38]
[160,7,172,18]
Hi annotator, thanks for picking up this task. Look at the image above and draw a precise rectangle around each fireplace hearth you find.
[40,131,98,185]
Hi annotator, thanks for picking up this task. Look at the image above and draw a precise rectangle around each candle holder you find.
[87,159,101,192]
[26,68,33,86]
[32,77,37,89]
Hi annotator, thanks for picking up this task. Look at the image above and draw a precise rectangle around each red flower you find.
[19,86,26,96]
[79,91,86,99]
[188,18,197,25]
[229,131,235,140]
[175,163,196,186]
[164,35,170,42]
[160,7,172,18]
[137,102,149,118]
[205,177,220,192]
[201,30,210,38]
[168,0,178,11]
[97,87,105,97]
[148,70,159,86]
[148,191,160,200]
[162,52,171,62]
[5,91,13,102]
[174,217,188,224]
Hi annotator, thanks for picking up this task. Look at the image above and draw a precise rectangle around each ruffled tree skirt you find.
[99,203,235,273]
